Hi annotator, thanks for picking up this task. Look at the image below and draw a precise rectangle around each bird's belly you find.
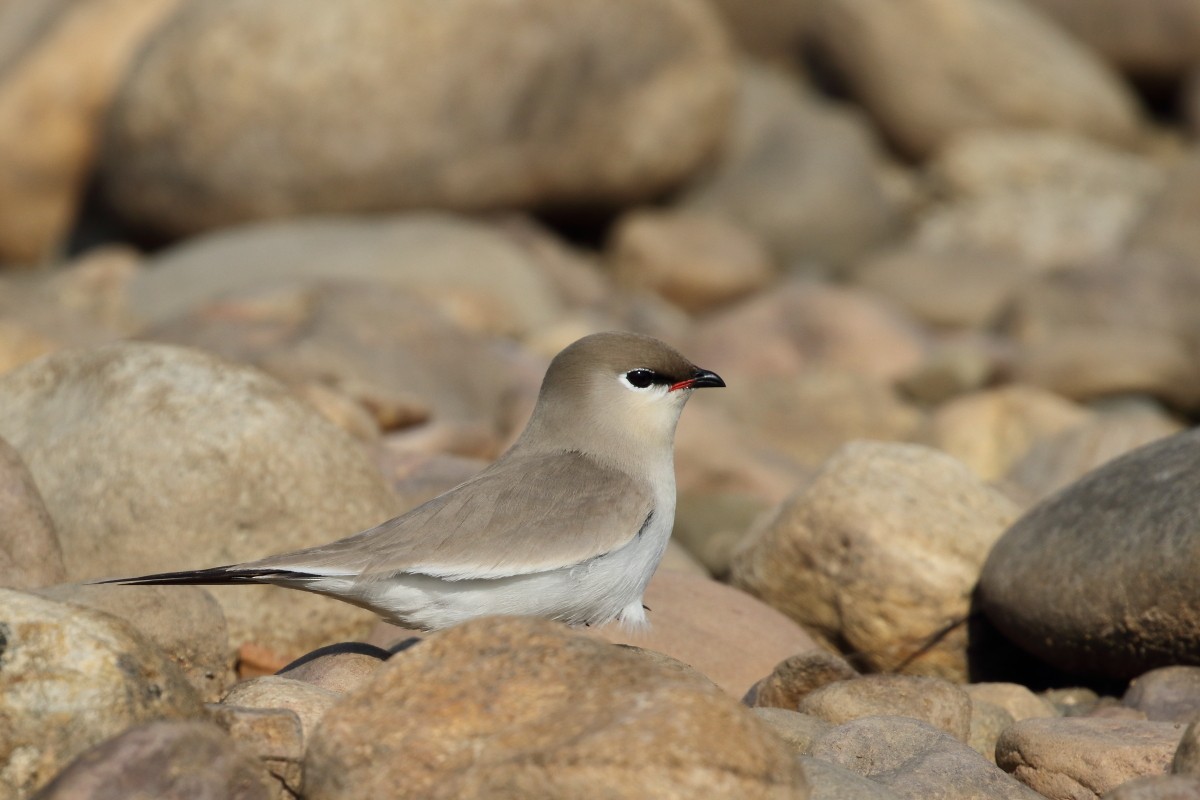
[361,517,672,631]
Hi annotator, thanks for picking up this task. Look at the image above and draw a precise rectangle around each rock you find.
[704,0,809,60]
[1105,775,1200,800]
[1006,249,1200,409]
[658,539,710,577]
[807,0,1142,159]
[0,0,182,264]
[745,650,859,710]
[707,372,923,471]
[1006,401,1183,503]
[1123,667,1200,723]
[965,683,1059,723]
[0,342,400,658]
[35,583,232,702]
[30,720,270,800]
[798,675,973,743]
[799,756,904,800]
[1024,0,1200,76]
[220,676,339,744]
[812,716,1043,799]
[916,131,1163,271]
[690,280,926,384]
[996,718,1187,799]
[1044,688,1104,718]
[126,213,565,336]
[592,569,823,699]
[207,705,303,799]
[275,642,388,695]
[979,427,1200,679]
[916,385,1090,483]
[752,710,832,756]
[304,616,809,798]
[1130,149,1200,261]
[146,280,530,439]
[1173,719,1200,776]
[851,246,1024,330]
[679,63,899,269]
[897,336,1005,405]
[101,0,734,237]
[609,209,774,312]
[971,700,1017,764]
[0,318,58,374]
[0,435,64,589]
[672,489,771,577]
[732,441,1019,679]
[0,588,203,798]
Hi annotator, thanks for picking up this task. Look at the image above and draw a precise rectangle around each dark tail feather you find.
[88,565,310,587]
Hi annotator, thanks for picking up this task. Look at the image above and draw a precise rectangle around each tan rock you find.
[207,705,304,799]
[0,434,64,589]
[813,716,1043,799]
[917,130,1163,271]
[0,589,203,798]
[101,0,734,237]
[1025,0,1200,76]
[304,616,809,798]
[971,700,1017,764]
[1105,775,1200,800]
[704,0,809,60]
[752,710,832,756]
[798,755,905,800]
[1172,718,1200,776]
[996,718,1187,799]
[1007,402,1183,502]
[799,675,974,743]
[36,583,233,703]
[852,246,1024,330]
[610,209,774,312]
[0,0,182,264]
[966,683,1059,723]
[916,385,1090,483]
[594,569,822,699]
[808,0,1142,159]
[0,343,400,658]
[745,650,859,710]
[679,62,900,269]
[732,441,1019,679]
[221,676,339,743]
[126,213,565,336]
[31,720,270,800]
[690,280,926,384]
[147,280,530,438]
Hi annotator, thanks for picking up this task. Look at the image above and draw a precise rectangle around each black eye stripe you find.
[624,369,666,389]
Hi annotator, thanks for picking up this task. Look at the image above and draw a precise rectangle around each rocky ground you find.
[3,0,1200,797]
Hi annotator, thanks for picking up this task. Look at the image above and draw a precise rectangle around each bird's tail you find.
[88,565,310,587]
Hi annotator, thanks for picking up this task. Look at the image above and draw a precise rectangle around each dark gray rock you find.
[979,427,1200,679]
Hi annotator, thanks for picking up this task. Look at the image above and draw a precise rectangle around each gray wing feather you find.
[252,449,655,581]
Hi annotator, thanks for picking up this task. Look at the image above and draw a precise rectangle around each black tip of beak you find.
[689,368,725,389]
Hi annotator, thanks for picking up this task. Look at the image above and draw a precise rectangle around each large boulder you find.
[100,0,735,237]
[979,428,1200,679]
[0,343,399,657]
[305,616,808,798]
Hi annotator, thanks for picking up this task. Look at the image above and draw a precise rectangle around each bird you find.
[92,331,725,631]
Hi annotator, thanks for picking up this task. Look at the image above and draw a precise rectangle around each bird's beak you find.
[669,367,726,392]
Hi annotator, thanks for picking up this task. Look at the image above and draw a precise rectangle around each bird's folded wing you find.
[254,449,656,582]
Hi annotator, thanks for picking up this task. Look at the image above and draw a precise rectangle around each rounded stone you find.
[100,0,735,237]
[0,342,399,657]
[979,427,1200,679]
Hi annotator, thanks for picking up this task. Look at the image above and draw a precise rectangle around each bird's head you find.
[519,332,725,470]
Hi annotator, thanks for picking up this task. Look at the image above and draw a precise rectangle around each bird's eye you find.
[623,369,658,389]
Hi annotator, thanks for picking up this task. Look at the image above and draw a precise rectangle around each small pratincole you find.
[93,332,724,631]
